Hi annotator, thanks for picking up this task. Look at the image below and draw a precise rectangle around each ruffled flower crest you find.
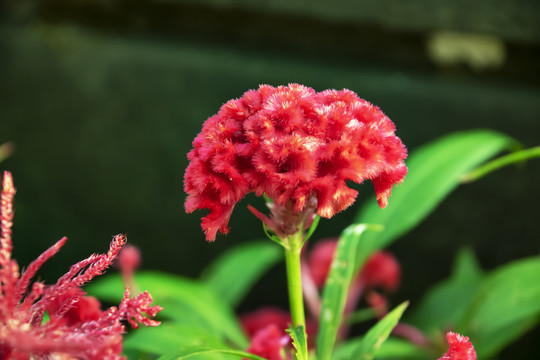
[184,84,407,241]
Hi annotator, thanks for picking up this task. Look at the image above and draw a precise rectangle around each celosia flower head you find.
[0,171,162,360]
[438,332,477,360]
[184,84,407,241]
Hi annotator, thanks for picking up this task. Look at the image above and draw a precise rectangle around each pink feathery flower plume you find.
[184,84,407,241]
[438,332,477,360]
[0,171,162,360]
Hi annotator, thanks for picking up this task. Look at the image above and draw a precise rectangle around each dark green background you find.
[1,1,539,358]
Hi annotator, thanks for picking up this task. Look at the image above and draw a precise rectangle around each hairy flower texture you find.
[307,238,401,292]
[184,84,407,241]
[0,171,162,360]
[438,332,477,360]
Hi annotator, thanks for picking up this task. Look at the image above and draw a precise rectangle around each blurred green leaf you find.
[123,323,230,359]
[287,325,308,360]
[354,130,516,270]
[407,248,483,332]
[460,256,540,358]
[333,337,429,360]
[352,302,409,360]
[86,271,248,348]
[316,224,373,360]
[156,346,267,360]
[202,240,282,308]
[461,145,539,182]
[450,247,483,282]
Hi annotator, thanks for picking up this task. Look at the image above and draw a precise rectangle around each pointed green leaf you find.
[316,224,372,360]
[460,256,540,358]
[450,247,483,283]
[333,337,429,360]
[407,248,483,332]
[202,240,282,308]
[461,145,540,182]
[123,323,229,359]
[86,271,248,348]
[352,302,409,360]
[157,347,267,360]
[286,325,308,360]
[354,130,516,270]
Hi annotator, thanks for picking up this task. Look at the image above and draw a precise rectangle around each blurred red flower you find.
[307,238,401,292]
[184,84,407,241]
[240,307,317,360]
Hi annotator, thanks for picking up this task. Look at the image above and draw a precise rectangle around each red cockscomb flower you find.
[184,84,407,241]
[438,332,477,360]
[0,171,162,360]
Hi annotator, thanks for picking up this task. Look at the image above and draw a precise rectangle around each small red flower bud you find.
[438,332,477,360]
[118,244,141,274]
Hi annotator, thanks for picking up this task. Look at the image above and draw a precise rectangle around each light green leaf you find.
[287,325,308,360]
[86,271,248,348]
[333,336,429,360]
[316,224,373,360]
[460,256,540,358]
[407,248,483,332]
[461,145,539,182]
[354,130,516,270]
[352,302,409,360]
[450,247,483,283]
[123,323,230,359]
[202,241,282,308]
[157,347,267,360]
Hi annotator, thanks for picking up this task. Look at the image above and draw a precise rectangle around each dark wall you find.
[1,1,539,357]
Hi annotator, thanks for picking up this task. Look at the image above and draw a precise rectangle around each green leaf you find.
[353,130,516,270]
[450,247,483,282]
[86,271,248,348]
[460,256,540,358]
[461,145,539,182]
[157,346,267,360]
[407,248,483,332]
[316,224,372,360]
[333,337,429,360]
[352,302,409,360]
[287,325,308,360]
[202,241,282,308]
[123,323,230,359]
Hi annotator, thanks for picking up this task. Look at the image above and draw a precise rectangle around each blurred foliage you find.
[1,2,540,358]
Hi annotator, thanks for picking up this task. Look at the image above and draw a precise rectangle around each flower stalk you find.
[283,230,308,358]
[284,231,306,329]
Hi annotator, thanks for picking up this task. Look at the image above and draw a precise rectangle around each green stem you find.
[461,145,540,182]
[284,231,308,357]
